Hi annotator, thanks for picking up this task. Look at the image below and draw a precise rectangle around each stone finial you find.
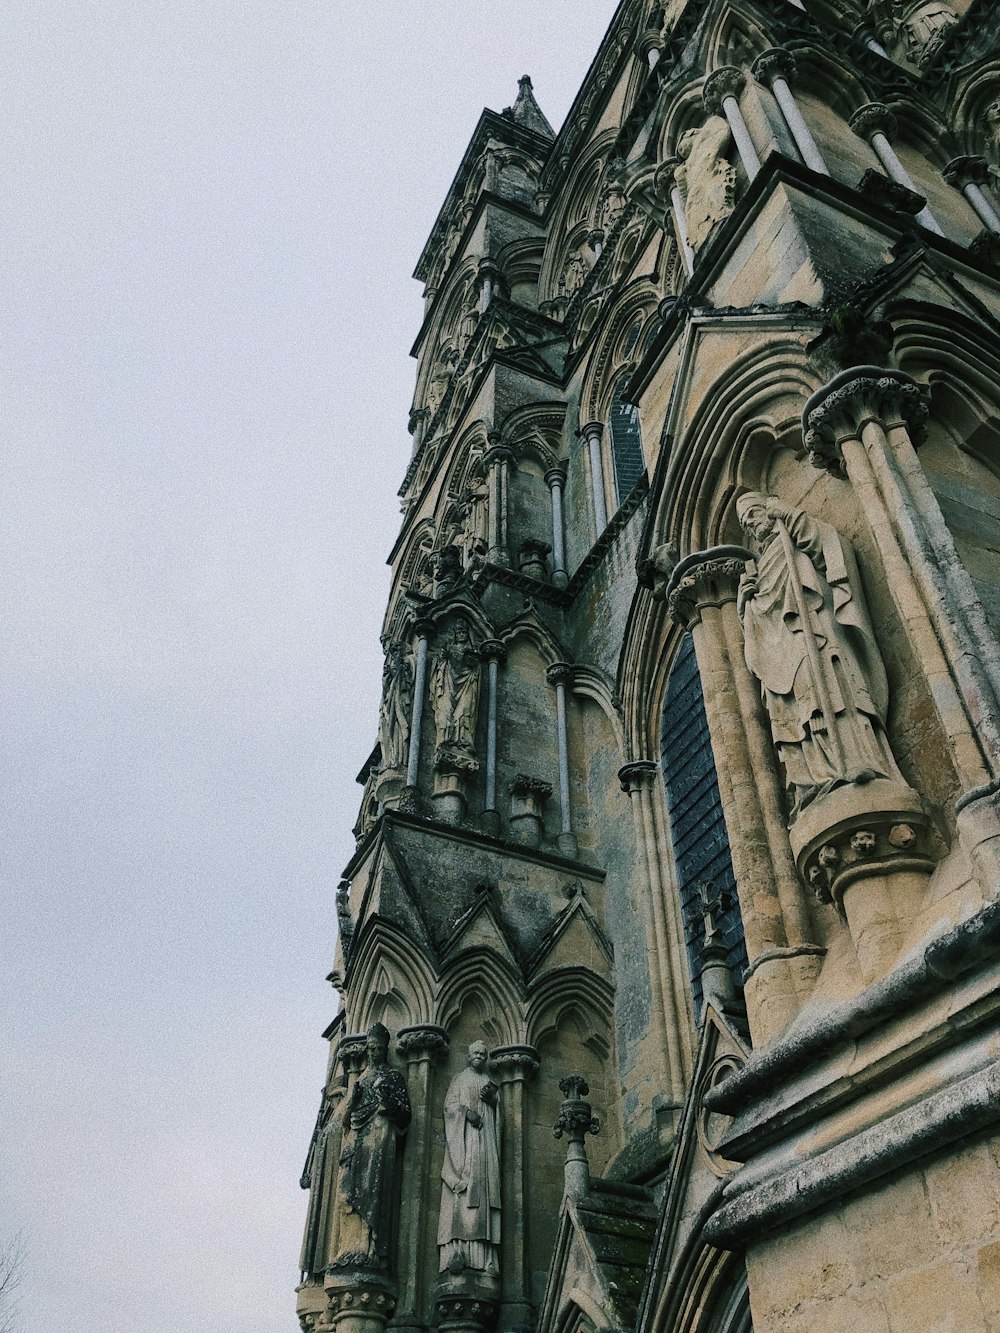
[553,1074,600,1200]
[752,47,796,86]
[849,101,897,141]
[503,75,555,139]
[703,65,747,116]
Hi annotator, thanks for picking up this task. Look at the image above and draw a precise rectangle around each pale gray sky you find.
[1,4,615,1330]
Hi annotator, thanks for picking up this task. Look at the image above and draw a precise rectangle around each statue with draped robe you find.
[437,1041,502,1278]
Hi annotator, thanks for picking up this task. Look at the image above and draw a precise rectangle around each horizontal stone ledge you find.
[705,1060,1000,1250]
[705,897,1000,1116]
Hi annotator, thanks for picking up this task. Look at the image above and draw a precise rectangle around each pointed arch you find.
[436,947,526,1047]
[347,918,436,1032]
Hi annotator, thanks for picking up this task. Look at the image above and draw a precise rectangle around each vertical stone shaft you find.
[492,1046,538,1333]
[850,104,943,234]
[705,68,762,180]
[406,625,433,788]
[545,468,568,588]
[480,641,506,814]
[580,422,609,535]
[753,51,828,176]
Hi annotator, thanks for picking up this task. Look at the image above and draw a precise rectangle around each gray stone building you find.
[297,1,1000,1329]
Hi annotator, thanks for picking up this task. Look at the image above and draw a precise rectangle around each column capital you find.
[752,46,796,87]
[413,617,437,641]
[577,420,604,444]
[407,407,429,435]
[476,256,500,279]
[544,465,567,490]
[849,101,896,141]
[618,759,659,794]
[482,442,516,468]
[490,1043,540,1080]
[802,367,930,472]
[336,1033,369,1077]
[479,638,507,665]
[943,154,991,188]
[703,65,747,116]
[654,155,682,194]
[663,546,755,628]
[546,661,575,687]
[395,1024,449,1061]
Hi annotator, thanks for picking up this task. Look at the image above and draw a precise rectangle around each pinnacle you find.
[503,74,555,139]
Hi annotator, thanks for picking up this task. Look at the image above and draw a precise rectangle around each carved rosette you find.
[703,65,747,117]
[489,1044,540,1081]
[662,546,756,628]
[803,367,930,473]
[790,779,934,910]
[395,1025,449,1063]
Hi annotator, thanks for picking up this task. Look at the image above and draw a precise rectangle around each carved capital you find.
[324,1270,398,1322]
[703,65,747,116]
[490,1043,540,1080]
[544,466,567,490]
[663,546,755,628]
[752,47,796,87]
[510,773,553,803]
[577,420,603,445]
[546,661,575,687]
[849,101,897,141]
[434,1294,500,1332]
[395,1024,449,1061]
[478,638,507,665]
[408,408,429,436]
[553,1075,601,1142]
[654,155,682,193]
[618,759,659,794]
[970,230,1000,271]
[803,368,930,472]
[943,154,991,188]
[413,617,437,642]
[482,443,516,469]
[337,1034,369,1077]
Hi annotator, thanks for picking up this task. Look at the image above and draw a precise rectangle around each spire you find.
[503,75,555,139]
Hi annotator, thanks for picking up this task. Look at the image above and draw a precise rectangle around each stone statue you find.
[437,1041,502,1278]
[560,251,588,299]
[332,1023,411,1271]
[378,643,414,773]
[299,1082,346,1276]
[894,0,957,61]
[675,116,736,250]
[736,492,905,817]
[459,480,490,565]
[431,622,482,765]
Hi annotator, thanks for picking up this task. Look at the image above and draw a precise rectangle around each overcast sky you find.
[1,4,617,1331]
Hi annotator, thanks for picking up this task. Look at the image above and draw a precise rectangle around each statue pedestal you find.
[322,1269,397,1333]
[790,779,935,981]
[434,1272,500,1333]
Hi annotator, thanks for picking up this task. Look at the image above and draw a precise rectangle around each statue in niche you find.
[332,1023,411,1271]
[736,492,906,818]
[438,1041,502,1279]
[675,117,737,250]
[893,0,957,61]
[560,251,588,299]
[299,1082,345,1276]
[378,642,414,773]
[460,480,490,566]
[599,185,627,234]
[431,621,482,766]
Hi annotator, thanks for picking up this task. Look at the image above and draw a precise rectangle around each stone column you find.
[579,422,609,536]
[544,468,569,589]
[408,409,429,459]
[546,663,578,858]
[491,1045,539,1333]
[484,441,514,566]
[752,49,829,176]
[480,640,506,838]
[703,66,762,182]
[943,155,1000,234]
[852,22,890,56]
[664,552,824,1040]
[552,1075,600,1201]
[404,620,435,795]
[618,761,689,1104]
[849,103,944,235]
[656,157,696,276]
[393,1025,449,1333]
[804,368,1000,892]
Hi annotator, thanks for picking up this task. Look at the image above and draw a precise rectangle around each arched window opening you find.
[609,375,645,504]
[660,637,746,1015]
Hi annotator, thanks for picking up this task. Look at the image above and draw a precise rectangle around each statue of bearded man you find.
[437,1041,502,1279]
[736,492,906,817]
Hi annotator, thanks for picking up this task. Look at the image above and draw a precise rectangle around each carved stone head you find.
[736,491,774,545]
[468,1040,489,1071]
[366,1022,391,1064]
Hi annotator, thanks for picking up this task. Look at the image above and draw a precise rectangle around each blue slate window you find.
[660,635,747,1015]
[609,375,645,504]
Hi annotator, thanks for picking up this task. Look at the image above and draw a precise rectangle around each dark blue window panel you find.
[660,636,747,1015]
[609,377,644,504]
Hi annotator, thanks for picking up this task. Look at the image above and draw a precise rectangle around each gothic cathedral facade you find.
[297,1,1000,1329]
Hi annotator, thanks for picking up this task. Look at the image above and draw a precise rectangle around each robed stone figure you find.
[736,492,905,816]
[437,1041,502,1278]
[378,642,413,773]
[299,1082,345,1277]
[333,1024,411,1272]
[431,622,481,764]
